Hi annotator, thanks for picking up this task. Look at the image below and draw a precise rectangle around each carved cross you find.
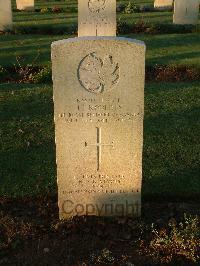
[85,127,114,171]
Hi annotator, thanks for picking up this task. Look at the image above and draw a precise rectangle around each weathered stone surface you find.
[78,0,116,36]
[154,0,173,10]
[52,37,145,219]
[173,0,199,25]
[0,0,12,32]
[16,0,34,11]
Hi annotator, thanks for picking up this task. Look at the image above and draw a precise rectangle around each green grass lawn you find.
[1,82,200,199]
[0,33,200,68]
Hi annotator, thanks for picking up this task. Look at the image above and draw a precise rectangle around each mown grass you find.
[0,33,200,68]
[0,84,56,197]
[0,82,199,199]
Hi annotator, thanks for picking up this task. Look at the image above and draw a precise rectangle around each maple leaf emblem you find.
[88,0,106,13]
[78,53,120,94]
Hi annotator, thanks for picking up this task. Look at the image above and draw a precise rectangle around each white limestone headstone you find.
[52,37,145,219]
[154,0,173,10]
[78,0,116,36]
[16,0,35,11]
[0,0,12,32]
[173,0,199,25]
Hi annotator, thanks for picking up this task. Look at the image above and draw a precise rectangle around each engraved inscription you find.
[78,53,120,94]
[62,188,134,195]
[75,173,125,188]
[88,0,106,13]
[85,127,114,171]
[58,97,142,124]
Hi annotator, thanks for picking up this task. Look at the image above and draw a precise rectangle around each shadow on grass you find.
[0,84,53,121]
[0,142,56,197]
[143,82,200,200]
[143,108,200,201]
[142,165,200,202]
[147,51,200,66]
[146,33,199,49]
[14,14,77,23]
[1,43,50,54]
[137,11,172,19]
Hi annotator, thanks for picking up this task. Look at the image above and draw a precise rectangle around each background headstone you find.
[16,0,35,11]
[78,0,116,36]
[154,0,173,10]
[52,37,145,219]
[0,0,12,32]
[173,0,199,25]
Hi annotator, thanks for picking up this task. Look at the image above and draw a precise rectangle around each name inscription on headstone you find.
[59,97,140,124]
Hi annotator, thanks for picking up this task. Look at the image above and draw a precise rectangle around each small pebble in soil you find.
[43,248,50,253]
[126,262,135,266]
[168,217,177,226]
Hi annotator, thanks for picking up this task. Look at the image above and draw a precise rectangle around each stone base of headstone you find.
[52,36,145,219]
[16,0,35,11]
[0,0,12,32]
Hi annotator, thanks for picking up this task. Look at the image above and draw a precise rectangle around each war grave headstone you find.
[173,0,199,25]
[16,0,35,11]
[154,0,173,10]
[78,0,116,36]
[0,0,12,32]
[52,0,146,219]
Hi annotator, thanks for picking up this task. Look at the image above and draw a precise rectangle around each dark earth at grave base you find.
[0,196,199,266]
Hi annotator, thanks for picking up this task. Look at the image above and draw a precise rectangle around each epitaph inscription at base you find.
[52,37,145,219]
